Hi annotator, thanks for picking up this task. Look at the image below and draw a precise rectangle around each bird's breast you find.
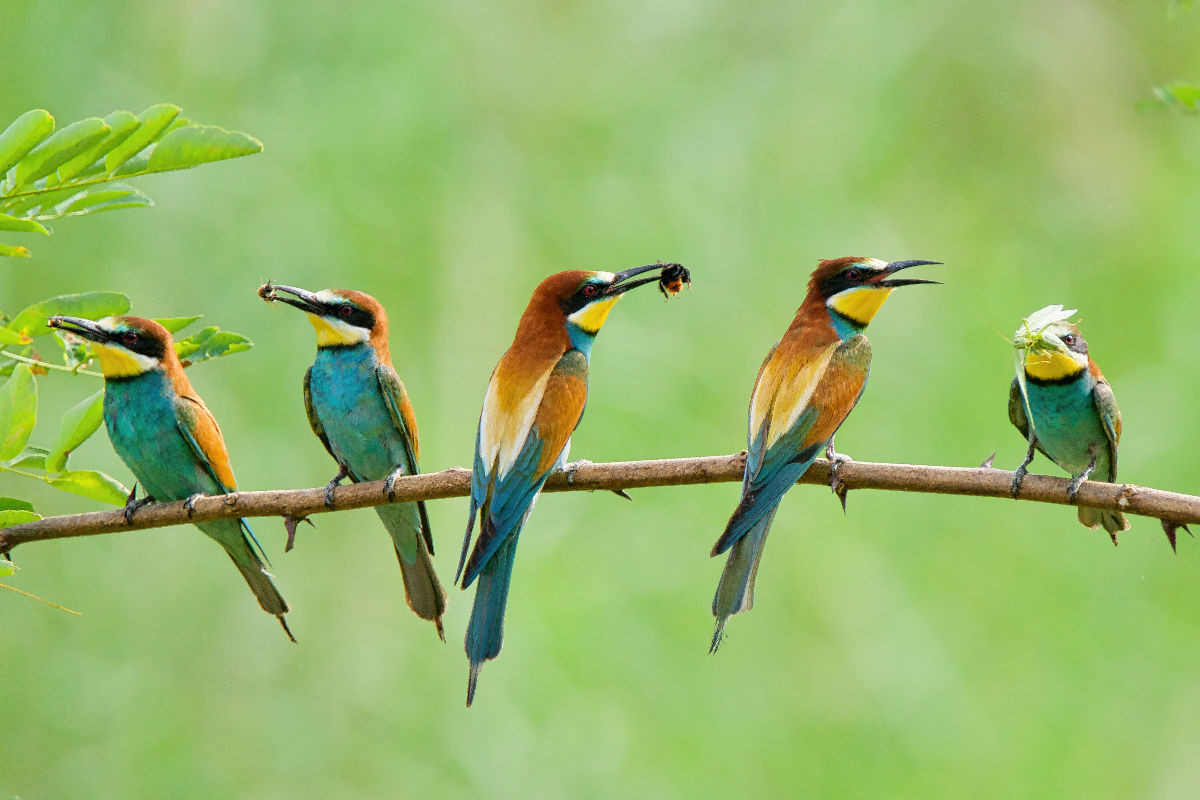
[309,346,405,480]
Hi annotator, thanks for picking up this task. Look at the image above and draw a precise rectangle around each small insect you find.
[658,264,691,299]
[257,281,278,302]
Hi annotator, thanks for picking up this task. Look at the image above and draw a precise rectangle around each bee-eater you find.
[260,285,447,639]
[1009,304,1129,543]
[709,257,939,652]
[458,264,684,706]
[46,315,293,639]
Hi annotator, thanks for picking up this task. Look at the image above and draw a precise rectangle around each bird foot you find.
[123,485,155,524]
[561,458,592,485]
[1067,456,1096,504]
[1010,465,1028,499]
[384,465,405,503]
[183,493,204,518]
[826,445,852,513]
[324,464,349,509]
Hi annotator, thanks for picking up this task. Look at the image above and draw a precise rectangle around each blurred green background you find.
[3,0,1200,797]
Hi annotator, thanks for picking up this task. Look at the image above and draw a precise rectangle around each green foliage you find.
[0,104,263,257]
[174,326,253,366]
[1142,83,1200,114]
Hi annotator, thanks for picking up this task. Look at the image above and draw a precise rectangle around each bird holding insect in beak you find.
[458,263,687,706]
[1009,304,1130,545]
[46,315,293,640]
[709,257,940,652]
[259,284,447,638]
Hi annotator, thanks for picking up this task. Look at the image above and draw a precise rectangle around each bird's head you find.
[532,264,685,349]
[260,284,388,353]
[1013,305,1089,381]
[811,257,940,333]
[47,315,175,379]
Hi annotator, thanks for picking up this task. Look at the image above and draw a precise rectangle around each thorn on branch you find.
[283,515,315,553]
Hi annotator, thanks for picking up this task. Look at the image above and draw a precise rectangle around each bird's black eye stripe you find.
[583,284,599,297]
[329,303,374,330]
[845,268,862,282]
[116,329,167,360]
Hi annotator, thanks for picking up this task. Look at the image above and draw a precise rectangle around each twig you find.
[2,455,1198,552]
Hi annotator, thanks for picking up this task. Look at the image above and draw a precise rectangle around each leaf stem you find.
[0,349,102,377]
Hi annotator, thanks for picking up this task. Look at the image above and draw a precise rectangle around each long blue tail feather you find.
[465,534,519,706]
[711,505,780,653]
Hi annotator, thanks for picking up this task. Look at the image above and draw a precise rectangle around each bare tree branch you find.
[2,455,1198,553]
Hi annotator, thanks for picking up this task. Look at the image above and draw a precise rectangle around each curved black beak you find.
[605,262,686,297]
[261,283,328,315]
[876,259,942,288]
[47,315,112,344]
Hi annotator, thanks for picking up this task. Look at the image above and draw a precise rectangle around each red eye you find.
[338,305,354,318]
[583,284,599,298]
[1062,334,1075,345]
[122,331,139,346]
[845,268,863,282]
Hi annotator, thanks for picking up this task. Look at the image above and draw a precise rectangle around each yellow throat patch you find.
[568,296,619,335]
[91,341,154,378]
[307,313,368,347]
[1024,349,1085,381]
[827,286,893,326]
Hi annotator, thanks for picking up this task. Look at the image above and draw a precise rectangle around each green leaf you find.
[46,389,105,474]
[103,104,181,174]
[0,109,55,177]
[54,110,140,184]
[0,510,40,528]
[0,328,28,345]
[154,315,202,334]
[0,556,14,577]
[48,469,127,505]
[0,497,34,512]
[6,185,81,218]
[11,117,110,190]
[5,446,47,470]
[0,365,37,461]
[0,243,31,258]
[174,327,253,366]
[0,213,50,235]
[7,292,130,338]
[61,186,152,217]
[1143,83,1200,114]
[145,124,263,174]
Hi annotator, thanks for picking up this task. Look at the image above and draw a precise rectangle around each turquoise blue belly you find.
[309,346,409,481]
[103,371,225,501]
[1025,377,1109,477]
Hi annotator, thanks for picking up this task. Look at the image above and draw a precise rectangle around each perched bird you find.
[1009,304,1130,544]
[259,284,447,638]
[46,315,293,639]
[709,257,939,652]
[458,264,685,706]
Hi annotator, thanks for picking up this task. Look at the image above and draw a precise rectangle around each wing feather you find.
[460,350,587,586]
[1092,378,1121,481]
[173,393,237,492]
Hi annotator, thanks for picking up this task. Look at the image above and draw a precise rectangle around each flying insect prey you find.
[709,257,940,653]
[259,284,447,638]
[47,315,293,640]
[1009,304,1130,544]
[459,264,689,706]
